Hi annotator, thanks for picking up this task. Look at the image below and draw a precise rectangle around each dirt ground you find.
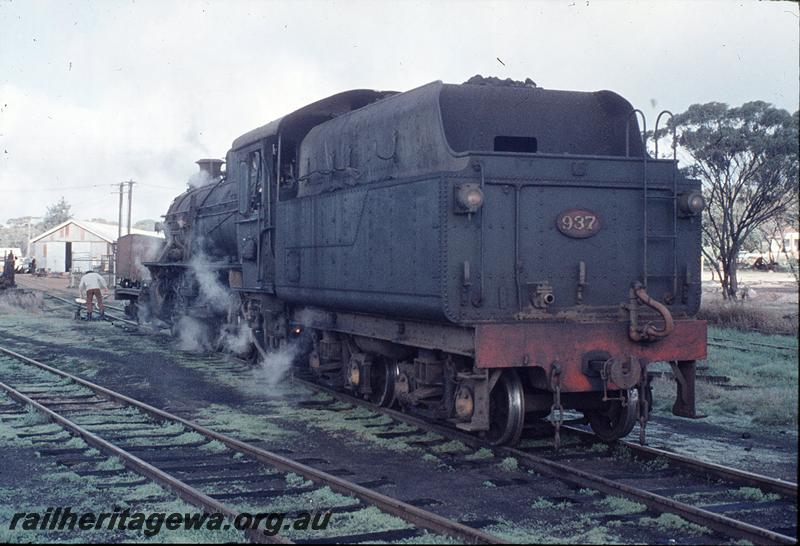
[701,269,798,315]
[13,274,86,298]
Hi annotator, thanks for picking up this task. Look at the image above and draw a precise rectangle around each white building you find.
[770,231,799,260]
[28,220,163,273]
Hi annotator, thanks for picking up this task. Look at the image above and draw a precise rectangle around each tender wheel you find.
[486,370,525,446]
[586,393,638,442]
[368,357,398,407]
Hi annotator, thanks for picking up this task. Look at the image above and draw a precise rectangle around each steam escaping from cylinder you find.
[168,246,300,389]
[253,342,301,390]
[176,316,212,352]
[221,321,254,355]
[169,250,236,352]
[188,253,235,313]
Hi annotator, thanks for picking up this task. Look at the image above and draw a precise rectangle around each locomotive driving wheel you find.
[368,357,399,407]
[486,370,525,446]
[585,392,638,442]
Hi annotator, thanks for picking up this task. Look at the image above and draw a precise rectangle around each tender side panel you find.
[276,179,444,319]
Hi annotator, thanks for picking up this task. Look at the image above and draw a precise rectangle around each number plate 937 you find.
[556,208,601,239]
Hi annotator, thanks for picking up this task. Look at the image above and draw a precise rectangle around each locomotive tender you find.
[147,79,707,445]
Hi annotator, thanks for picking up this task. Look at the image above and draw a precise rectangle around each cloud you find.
[0,0,797,225]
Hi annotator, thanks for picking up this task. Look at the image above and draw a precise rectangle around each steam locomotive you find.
[143,78,707,445]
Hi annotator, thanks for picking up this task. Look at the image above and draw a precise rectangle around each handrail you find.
[654,111,679,296]
[626,110,649,287]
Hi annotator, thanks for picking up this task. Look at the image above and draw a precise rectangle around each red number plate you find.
[556,209,601,239]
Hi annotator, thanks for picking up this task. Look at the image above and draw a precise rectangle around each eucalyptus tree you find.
[661,103,799,299]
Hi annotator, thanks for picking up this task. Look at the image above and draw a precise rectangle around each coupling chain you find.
[637,363,650,445]
[550,363,564,450]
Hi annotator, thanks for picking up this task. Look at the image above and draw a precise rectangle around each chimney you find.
[196,158,224,179]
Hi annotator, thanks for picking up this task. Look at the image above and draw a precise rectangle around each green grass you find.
[430,440,470,454]
[464,447,494,461]
[421,453,439,463]
[199,439,229,453]
[284,472,312,488]
[483,514,622,544]
[732,487,779,502]
[637,513,711,535]
[285,505,410,540]
[192,404,297,444]
[531,498,572,510]
[231,485,357,515]
[497,457,519,472]
[261,398,445,454]
[651,326,798,429]
[596,496,647,515]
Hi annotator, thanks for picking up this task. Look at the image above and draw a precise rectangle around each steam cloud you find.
[176,315,212,352]
[188,253,235,313]
[131,236,163,282]
[253,342,301,390]
[170,252,234,353]
[221,321,254,354]
[168,246,301,390]
[187,170,213,189]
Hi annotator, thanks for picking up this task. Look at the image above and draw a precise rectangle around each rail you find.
[294,376,797,545]
[0,345,503,545]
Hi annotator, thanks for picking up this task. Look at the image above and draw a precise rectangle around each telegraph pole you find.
[117,182,125,241]
[27,218,32,257]
[25,216,41,257]
[126,180,135,235]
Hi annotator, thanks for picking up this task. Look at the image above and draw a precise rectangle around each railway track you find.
[293,375,797,545]
[41,292,142,329]
[14,288,799,543]
[0,345,504,544]
[707,336,796,354]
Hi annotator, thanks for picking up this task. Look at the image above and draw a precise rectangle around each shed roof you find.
[30,219,164,245]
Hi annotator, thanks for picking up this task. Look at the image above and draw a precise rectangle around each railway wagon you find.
[115,233,165,318]
[147,78,707,445]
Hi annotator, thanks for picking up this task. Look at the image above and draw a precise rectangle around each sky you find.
[0,0,798,226]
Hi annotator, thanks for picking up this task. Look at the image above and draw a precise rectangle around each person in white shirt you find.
[78,268,109,320]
